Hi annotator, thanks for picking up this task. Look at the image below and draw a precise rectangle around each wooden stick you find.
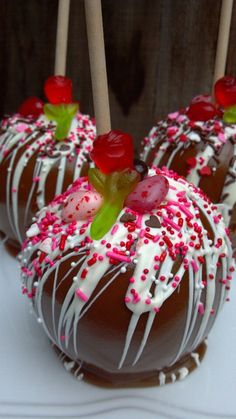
[84,0,111,135]
[54,0,71,76]
[213,0,234,86]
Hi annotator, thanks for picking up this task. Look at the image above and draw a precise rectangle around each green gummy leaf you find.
[88,168,107,195]
[89,169,140,240]
[43,103,79,141]
[223,105,236,123]
[90,198,123,240]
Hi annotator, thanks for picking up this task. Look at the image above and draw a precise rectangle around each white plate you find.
[0,244,235,419]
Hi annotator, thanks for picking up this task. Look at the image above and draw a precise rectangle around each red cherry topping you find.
[18,97,44,118]
[186,101,218,121]
[44,75,72,104]
[186,157,197,168]
[125,175,169,213]
[199,166,212,176]
[90,130,134,174]
[214,76,236,107]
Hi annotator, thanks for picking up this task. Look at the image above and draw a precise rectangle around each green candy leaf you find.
[90,197,124,240]
[90,169,140,240]
[88,168,107,195]
[223,105,236,123]
[43,103,78,141]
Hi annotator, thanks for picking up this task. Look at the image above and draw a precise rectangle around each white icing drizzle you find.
[20,168,234,377]
[141,112,236,228]
[0,112,96,243]
[178,367,189,380]
[191,352,200,367]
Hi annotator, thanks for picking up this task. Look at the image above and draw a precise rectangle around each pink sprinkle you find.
[75,289,88,302]
[191,259,199,272]
[106,251,131,263]
[153,234,160,243]
[136,214,143,228]
[168,111,179,120]
[177,114,186,123]
[213,215,219,224]
[60,335,65,341]
[176,191,186,197]
[16,123,28,132]
[51,237,57,251]
[162,216,181,231]
[12,187,17,193]
[33,176,40,182]
[218,133,226,143]
[129,277,135,283]
[98,255,104,261]
[111,224,119,235]
[124,297,131,303]
[145,298,151,305]
[140,229,145,238]
[154,307,160,313]
[198,302,205,315]
[178,204,194,219]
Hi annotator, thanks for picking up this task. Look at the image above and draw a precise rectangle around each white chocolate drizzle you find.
[141,112,236,228]
[0,112,96,243]
[20,168,234,378]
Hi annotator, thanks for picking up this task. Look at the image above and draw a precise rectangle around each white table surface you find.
[0,244,235,419]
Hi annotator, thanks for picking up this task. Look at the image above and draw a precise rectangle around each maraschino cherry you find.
[18,97,44,118]
[215,76,236,107]
[44,75,73,104]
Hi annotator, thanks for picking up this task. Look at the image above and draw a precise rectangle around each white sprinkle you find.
[73,276,77,282]
[26,223,40,237]
[37,318,42,324]
[71,262,76,267]
[120,266,126,273]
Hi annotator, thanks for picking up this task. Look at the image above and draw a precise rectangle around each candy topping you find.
[89,167,140,239]
[90,130,134,174]
[62,190,103,222]
[214,76,236,107]
[133,159,148,179]
[43,76,78,141]
[186,101,218,121]
[44,75,72,104]
[125,175,169,213]
[18,97,44,118]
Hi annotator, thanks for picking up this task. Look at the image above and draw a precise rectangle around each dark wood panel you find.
[226,0,236,75]
[0,0,234,154]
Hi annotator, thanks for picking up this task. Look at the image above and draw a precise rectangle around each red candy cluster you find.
[44,75,73,104]
[91,130,134,174]
[186,76,236,122]
[18,97,44,118]
[215,76,236,107]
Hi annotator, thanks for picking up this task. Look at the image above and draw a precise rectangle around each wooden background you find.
[0,0,236,153]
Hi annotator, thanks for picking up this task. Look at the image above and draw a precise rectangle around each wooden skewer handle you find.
[85,0,111,135]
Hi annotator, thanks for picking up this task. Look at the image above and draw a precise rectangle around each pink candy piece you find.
[125,175,169,213]
[62,190,103,222]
